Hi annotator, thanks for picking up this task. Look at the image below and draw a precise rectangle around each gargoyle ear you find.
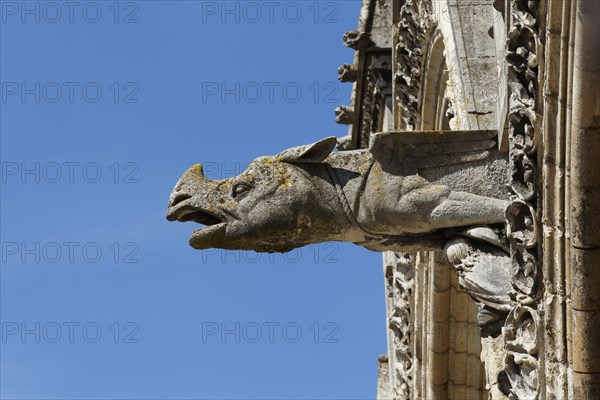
[276,137,337,164]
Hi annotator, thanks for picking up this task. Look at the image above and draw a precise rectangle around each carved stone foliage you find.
[504,305,539,399]
[360,55,392,148]
[386,252,414,399]
[394,0,432,130]
[503,0,541,398]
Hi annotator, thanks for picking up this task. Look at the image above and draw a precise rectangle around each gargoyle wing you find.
[369,130,498,175]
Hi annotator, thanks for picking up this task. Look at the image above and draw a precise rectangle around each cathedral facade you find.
[333,1,600,398]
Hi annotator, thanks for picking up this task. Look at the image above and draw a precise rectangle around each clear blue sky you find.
[0,1,386,398]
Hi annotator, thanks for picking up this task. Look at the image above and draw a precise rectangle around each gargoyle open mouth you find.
[167,206,222,226]
[166,199,228,249]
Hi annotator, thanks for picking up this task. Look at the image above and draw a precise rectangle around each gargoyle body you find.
[166,130,510,253]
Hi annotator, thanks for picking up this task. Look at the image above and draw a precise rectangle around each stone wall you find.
[336,0,599,398]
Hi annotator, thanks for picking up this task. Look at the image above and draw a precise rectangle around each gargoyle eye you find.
[232,182,253,198]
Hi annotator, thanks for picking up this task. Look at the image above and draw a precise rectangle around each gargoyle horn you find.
[167,163,209,209]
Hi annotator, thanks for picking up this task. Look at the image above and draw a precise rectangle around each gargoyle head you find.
[166,137,340,252]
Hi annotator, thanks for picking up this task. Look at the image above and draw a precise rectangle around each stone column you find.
[568,0,600,397]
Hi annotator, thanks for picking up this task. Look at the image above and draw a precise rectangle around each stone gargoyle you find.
[166,130,510,254]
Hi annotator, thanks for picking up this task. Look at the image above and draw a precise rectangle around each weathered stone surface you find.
[338,63,358,83]
[377,355,391,400]
[343,30,374,50]
[443,235,511,313]
[573,372,600,399]
[167,131,509,253]
[503,305,540,399]
[335,105,355,125]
